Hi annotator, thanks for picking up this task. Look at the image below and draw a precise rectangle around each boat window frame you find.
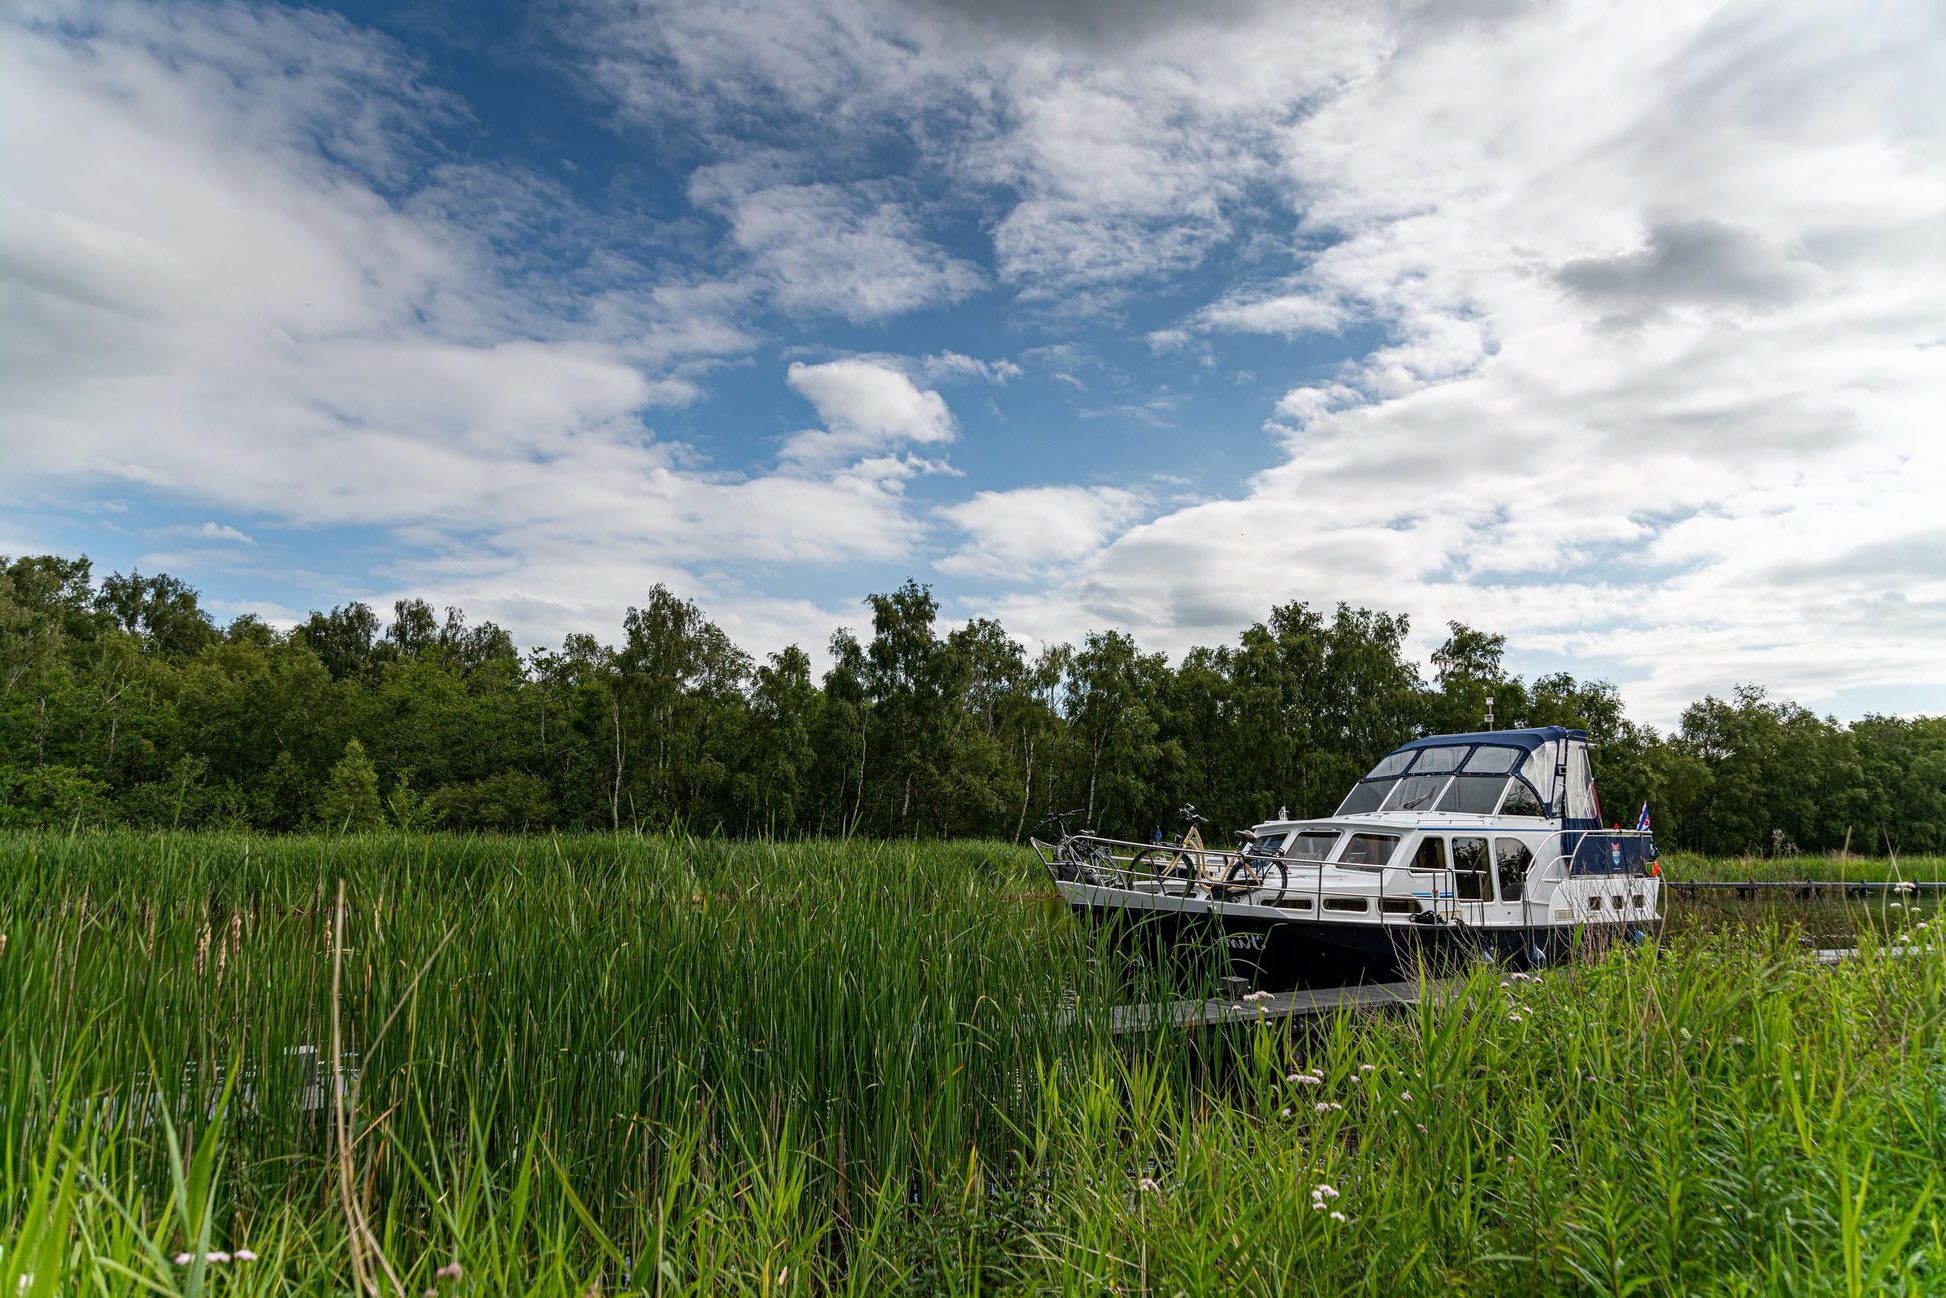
[1409,745,1468,774]
[1335,832,1402,868]
[1461,744,1520,774]
[1381,772,1454,814]
[1494,837,1533,902]
[1285,830,1341,863]
[1335,779,1396,816]
[1497,776,1547,818]
[1436,773,1511,814]
[1452,834,1492,902]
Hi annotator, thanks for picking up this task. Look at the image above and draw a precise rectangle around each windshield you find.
[1336,780,1393,815]
[1436,774,1508,814]
[1382,774,1451,813]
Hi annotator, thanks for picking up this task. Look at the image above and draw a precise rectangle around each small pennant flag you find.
[1636,802,1652,834]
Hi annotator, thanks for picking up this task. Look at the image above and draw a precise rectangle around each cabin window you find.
[1437,775,1508,814]
[1495,839,1533,902]
[1411,837,1447,871]
[1412,746,1467,774]
[1338,833,1400,867]
[1453,835,1491,901]
[1499,780,1545,818]
[1337,780,1394,815]
[1324,897,1369,913]
[1632,894,1646,909]
[1587,894,1602,910]
[1288,831,1339,861]
[1366,751,1416,779]
[1381,898,1419,914]
[1462,745,1518,774]
[1382,774,1451,813]
[1276,896,1314,910]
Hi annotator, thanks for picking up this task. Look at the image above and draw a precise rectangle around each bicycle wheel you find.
[1132,848,1192,891]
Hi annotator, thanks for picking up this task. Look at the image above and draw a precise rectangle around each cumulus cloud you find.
[943,0,1945,722]
[781,358,957,467]
[1556,219,1819,323]
[0,0,931,656]
[10,0,1945,724]
[190,522,255,545]
[938,485,1145,578]
[689,168,984,320]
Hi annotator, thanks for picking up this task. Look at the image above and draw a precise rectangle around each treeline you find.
[2,553,1942,855]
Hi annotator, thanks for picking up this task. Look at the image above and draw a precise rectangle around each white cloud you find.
[191,522,254,545]
[690,169,984,320]
[920,351,1022,384]
[10,0,1946,726]
[0,1,939,659]
[938,485,1145,578]
[939,0,1946,724]
[781,358,956,466]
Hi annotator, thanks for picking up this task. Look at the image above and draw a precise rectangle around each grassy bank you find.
[3,832,1943,1294]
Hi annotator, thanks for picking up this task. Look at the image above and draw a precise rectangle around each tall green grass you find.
[4,832,1944,1294]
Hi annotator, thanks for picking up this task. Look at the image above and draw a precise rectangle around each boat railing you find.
[1031,832,1350,913]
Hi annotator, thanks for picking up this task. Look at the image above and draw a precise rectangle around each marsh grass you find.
[4,832,1944,1294]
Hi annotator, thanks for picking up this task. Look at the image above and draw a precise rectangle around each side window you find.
[1340,833,1400,866]
[1495,838,1533,902]
[1412,837,1447,871]
[1288,831,1339,861]
[1500,780,1544,817]
[1453,835,1490,901]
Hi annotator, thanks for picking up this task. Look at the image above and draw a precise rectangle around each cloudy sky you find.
[4,0,1943,726]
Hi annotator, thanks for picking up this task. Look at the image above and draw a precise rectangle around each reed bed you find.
[4,832,1943,1295]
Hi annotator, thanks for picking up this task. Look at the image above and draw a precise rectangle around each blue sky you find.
[4,0,1944,727]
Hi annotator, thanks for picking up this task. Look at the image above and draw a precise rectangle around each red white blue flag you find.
[1636,802,1652,833]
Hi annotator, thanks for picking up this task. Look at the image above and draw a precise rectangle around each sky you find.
[3,0,1944,728]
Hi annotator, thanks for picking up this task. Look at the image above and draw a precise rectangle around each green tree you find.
[318,738,383,831]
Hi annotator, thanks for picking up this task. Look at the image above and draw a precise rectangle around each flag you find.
[1636,802,1652,834]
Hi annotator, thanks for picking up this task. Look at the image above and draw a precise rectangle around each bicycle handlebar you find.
[1030,808,1088,834]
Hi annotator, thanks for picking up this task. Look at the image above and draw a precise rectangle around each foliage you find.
[3,831,1943,1293]
[4,553,1945,853]
[317,738,383,831]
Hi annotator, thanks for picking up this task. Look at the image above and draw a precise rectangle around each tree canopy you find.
[2,552,1940,854]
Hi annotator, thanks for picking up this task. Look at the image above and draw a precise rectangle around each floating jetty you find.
[1664,880,1944,899]
[1098,941,1917,1035]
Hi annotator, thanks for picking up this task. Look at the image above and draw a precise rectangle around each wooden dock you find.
[1091,942,1921,1035]
[1666,880,1944,899]
[1101,977,1446,1034]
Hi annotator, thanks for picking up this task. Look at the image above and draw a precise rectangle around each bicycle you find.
[1214,828,1290,902]
[1132,806,1221,893]
[1030,808,1115,885]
